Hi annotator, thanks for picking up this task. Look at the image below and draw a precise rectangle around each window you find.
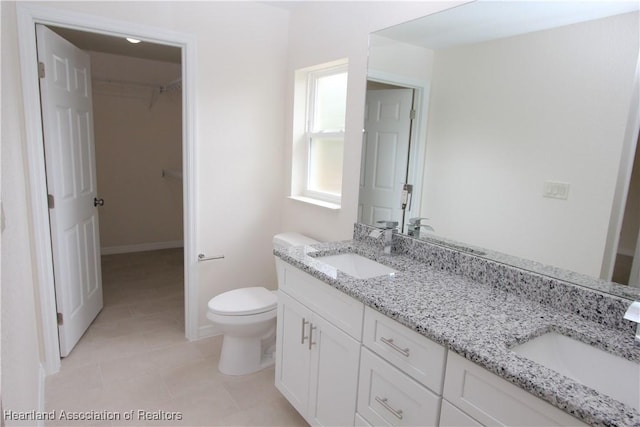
[291,60,348,208]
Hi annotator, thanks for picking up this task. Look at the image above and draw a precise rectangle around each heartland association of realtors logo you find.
[3,409,183,422]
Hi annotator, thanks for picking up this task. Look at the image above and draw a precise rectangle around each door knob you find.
[93,197,104,207]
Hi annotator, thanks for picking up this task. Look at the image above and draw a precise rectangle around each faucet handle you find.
[408,217,430,225]
[624,301,640,323]
[376,220,398,230]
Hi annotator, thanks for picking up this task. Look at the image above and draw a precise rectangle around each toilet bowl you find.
[207,232,319,376]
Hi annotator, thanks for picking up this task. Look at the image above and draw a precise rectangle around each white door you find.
[37,24,103,357]
[359,88,413,228]
[275,291,312,418]
[308,313,361,427]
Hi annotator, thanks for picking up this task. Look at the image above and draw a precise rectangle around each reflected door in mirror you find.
[359,88,414,227]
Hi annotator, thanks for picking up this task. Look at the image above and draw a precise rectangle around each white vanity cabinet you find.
[442,352,588,427]
[275,260,363,427]
[275,259,589,427]
[357,306,447,426]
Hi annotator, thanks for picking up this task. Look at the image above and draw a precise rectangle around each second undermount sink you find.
[315,253,397,279]
[512,332,640,410]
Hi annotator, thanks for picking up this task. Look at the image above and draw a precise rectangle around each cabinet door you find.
[275,291,313,419]
[308,312,361,427]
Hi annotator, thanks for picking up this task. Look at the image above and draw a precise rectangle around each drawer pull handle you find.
[380,336,410,357]
[301,318,309,344]
[309,324,317,350]
[375,396,403,420]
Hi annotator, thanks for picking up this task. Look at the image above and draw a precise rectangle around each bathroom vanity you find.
[274,224,640,427]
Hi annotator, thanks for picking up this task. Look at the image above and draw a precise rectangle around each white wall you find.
[2,0,467,416]
[421,12,639,277]
[2,2,291,414]
[1,1,47,424]
[368,34,434,81]
[280,1,467,242]
[23,0,290,330]
[91,52,183,252]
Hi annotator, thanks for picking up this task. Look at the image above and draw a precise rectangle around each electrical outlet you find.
[543,181,570,200]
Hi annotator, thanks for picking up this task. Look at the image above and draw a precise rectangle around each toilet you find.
[207,232,319,375]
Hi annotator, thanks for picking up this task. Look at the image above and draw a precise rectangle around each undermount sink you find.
[512,332,640,410]
[315,253,397,279]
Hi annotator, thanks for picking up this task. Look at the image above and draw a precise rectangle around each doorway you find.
[40,24,184,356]
[17,3,198,375]
[359,82,415,231]
[613,131,640,286]
[359,74,429,235]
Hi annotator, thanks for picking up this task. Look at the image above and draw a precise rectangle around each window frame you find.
[291,60,348,208]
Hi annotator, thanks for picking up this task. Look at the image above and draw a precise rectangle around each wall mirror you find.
[359,1,640,297]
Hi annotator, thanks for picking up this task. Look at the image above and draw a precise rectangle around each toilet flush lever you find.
[197,253,225,262]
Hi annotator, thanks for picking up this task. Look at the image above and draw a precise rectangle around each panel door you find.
[36,24,103,357]
[275,291,313,420]
[359,88,413,227]
[308,313,361,427]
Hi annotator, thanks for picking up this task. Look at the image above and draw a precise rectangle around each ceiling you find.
[376,1,640,49]
[50,26,181,64]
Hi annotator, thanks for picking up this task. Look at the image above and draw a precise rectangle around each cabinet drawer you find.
[363,306,446,393]
[439,399,482,427]
[443,352,588,426]
[357,348,440,426]
[278,260,364,340]
[354,413,372,427]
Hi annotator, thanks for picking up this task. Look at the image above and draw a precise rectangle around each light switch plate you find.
[543,181,570,200]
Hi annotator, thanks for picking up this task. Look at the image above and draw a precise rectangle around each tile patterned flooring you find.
[45,249,307,427]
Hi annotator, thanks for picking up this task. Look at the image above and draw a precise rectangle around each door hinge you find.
[409,109,416,120]
[47,194,55,209]
[57,312,63,325]
[38,62,45,79]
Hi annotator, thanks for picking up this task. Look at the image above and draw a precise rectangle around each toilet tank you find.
[273,232,319,251]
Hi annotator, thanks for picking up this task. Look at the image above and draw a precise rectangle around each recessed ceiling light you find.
[126,37,141,44]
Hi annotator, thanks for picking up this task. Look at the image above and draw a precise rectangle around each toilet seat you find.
[208,287,277,316]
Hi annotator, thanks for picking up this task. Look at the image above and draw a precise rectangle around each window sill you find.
[288,195,341,210]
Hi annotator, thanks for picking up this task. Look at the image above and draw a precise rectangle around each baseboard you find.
[198,323,223,340]
[101,240,184,255]
[617,248,635,257]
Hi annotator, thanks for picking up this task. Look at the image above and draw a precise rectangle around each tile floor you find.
[45,248,307,427]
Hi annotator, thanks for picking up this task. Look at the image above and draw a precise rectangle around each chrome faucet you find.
[376,220,398,254]
[624,301,640,344]
[406,217,435,238]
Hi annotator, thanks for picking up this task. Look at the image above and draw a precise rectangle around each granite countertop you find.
[274,239,640,427]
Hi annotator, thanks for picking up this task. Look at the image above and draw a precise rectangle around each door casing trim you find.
[16,3,199,374]
[367,69,430,226]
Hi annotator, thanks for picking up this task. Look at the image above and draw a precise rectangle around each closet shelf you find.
[93,77,182,109]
